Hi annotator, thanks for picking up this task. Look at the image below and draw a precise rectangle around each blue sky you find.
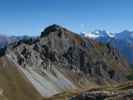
[0,0,133,36]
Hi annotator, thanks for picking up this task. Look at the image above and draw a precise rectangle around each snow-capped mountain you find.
[82,30,133,65]
[82,30,115,38]
[81,30,115,43]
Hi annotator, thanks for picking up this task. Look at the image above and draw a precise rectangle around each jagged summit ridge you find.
[41,24,67,37]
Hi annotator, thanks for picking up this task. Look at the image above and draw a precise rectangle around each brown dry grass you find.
[0,57,43,100]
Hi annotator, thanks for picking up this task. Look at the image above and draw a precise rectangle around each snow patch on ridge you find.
[81,30,115,39]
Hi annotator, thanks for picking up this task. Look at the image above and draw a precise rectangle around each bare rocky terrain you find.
[0,24,132,100]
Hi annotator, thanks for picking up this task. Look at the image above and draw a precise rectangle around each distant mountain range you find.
[0,35,37,48]
[0,34,17,48]
[82,30,133,65]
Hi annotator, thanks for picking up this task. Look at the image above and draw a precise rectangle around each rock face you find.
[2,24,131,97]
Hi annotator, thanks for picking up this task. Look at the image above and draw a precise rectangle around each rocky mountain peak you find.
[0,25,131,98]
[40,24,66,37]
